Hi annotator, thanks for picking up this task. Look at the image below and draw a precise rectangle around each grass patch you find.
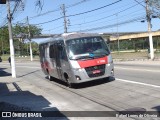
[0,55,40,61]
[111,51,148,60]
[0,55,10,61]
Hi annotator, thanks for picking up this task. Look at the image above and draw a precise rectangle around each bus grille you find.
[85,64,105,78]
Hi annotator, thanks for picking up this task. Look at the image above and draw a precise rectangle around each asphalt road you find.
[0,61,160,120]
[115,62,160,86]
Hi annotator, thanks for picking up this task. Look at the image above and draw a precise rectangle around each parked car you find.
[0,57,2,62]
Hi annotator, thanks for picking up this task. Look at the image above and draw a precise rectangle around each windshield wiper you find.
[75,56,94,60]
[93,53,109,58]
[71,53,109,60]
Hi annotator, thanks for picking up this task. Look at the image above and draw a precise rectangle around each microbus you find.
[39,32,114,87]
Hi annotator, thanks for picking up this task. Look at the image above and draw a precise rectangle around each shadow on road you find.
[152,105,160,111]
[0,68,11,77]
[74,77,115,89]
[0,82,69,119]
[48,76,115,89]
[152,105,160,117]
[18,69,41,78]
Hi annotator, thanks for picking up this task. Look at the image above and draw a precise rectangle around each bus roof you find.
[62,32,100,40]
[39,32,100,45]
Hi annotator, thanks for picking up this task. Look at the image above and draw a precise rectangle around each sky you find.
[0,0,160,39]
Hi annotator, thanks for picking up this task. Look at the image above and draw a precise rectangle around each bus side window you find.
[49,45,55,58]
[39,44,46,61]
[59,46,67,61]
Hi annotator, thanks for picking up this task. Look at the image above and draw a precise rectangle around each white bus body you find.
[39,33,114,87]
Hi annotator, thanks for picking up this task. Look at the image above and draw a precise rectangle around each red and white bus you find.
[39,33,114,87]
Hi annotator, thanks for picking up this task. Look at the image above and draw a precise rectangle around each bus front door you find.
[55,43,63,80]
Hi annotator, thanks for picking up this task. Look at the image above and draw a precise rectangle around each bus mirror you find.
[103,37,110,44]
[106,38,110,44]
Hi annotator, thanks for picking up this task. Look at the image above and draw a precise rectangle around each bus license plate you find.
[92,70,101,74]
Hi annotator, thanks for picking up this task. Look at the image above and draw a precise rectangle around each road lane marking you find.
[0,64,40,69]
[115,66,160,73]
[16,66,40,69]
[116,78,160,88]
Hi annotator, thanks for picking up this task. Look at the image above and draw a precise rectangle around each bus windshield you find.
[66,36,110,60]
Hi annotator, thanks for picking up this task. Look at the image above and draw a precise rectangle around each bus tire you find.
[64,74,72,88]
[103,77,110,81]
[48,75,51,80]
[66,78,72,88]
[46,69,53,81]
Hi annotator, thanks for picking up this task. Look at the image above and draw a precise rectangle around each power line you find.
[30,0,91,19]
[68,1,136,23]
[70,11,145,30]
[69,2,142,27]
[0,3,15,26]
[66,0,91,8]
[43,11,145,33]
[34,16,63,25]
[0,1,24,27]
[42,11,145,32]
[34,0,122,25]
[12,0,21,17]
[66,0,122,17]
[40,1,144,33]
[133,0,145,8]
[74,16,145,32]
[43,25,64,32]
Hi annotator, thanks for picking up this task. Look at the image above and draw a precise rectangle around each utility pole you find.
[6,0,16,78]
[61,4,67,33]
[116,14,120,52]
[146,0,154,60]
[27,16,33,61]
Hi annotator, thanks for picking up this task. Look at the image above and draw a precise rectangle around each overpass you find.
[29,31,160,41]
[32,34,59,39]
[108,31,160,41]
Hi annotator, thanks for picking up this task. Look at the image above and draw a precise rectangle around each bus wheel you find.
[65,75,72,88]
[46,69,52,80]
[48,75,51,80]
[64,73,73,88]
[48,75,54,81]
[66,78,72,88]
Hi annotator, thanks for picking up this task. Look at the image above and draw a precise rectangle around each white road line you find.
[0,64,40,69]
[115,66,160,73]
[116,78,160,88]
[16,66,40,69]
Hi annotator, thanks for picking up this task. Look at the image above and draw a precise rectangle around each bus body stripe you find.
[77,56,108,68]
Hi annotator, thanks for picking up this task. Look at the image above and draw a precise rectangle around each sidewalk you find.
[0,76,59,111]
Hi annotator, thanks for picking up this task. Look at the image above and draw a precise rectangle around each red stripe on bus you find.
[41,61,52,72]
[78,56,108,68]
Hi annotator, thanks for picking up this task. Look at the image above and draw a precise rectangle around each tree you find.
[12,24,42,56]
[0,24,42,55]
[23,41,39,56]
[13,24,42,38]
[0,26,9,55]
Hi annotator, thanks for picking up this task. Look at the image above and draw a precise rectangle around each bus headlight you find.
[75,75,81,80]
